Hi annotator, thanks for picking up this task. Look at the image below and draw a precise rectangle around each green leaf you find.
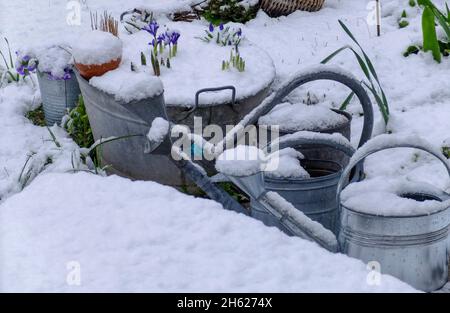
[422,6,442,62]
[320,45,350,64]
[364,82,389,124]
[339,91,355,110]
[4,38,14,68]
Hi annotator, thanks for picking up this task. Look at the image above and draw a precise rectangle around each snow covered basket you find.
[337,135,450,292]
[73,31,123,79]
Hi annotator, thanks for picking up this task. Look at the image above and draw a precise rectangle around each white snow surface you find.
[72,30,123,66]
[259,102,348,132]
[90,66,163,102]
[0,172,415,292]
[2,0,450,292]
[121,26,275,107]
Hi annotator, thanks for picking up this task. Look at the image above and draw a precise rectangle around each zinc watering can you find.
[245,64,373,234]
[336,135,450,292]
[223,135,450,291]
[251,131,356,235]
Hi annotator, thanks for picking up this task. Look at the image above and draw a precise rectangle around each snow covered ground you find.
[0,0,449,292]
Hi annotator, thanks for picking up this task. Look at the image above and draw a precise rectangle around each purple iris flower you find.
[48,68,72,81]
[170,32,180,45]
[209,23,214,32]
[219,23,224,31]
[143,21,159,37]
[157,33,166,44]
[236,28,242,37]
[16,65,25,76]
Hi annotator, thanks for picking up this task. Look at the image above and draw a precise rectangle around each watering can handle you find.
[336,138,450,205]
[242,65,374,149]
[267,131,356,158]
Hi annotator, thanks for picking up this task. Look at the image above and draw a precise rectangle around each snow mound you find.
[265,148,310,179]
[216,145,266,176]
[90,66,163,102]
[147,117,170,143]
[72,31,123,65]
[36,46,73,78]
[0,172,416,292]
[259,102,348,132]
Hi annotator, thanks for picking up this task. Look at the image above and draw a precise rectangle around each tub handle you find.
[195,85,236,109]
[174,86,237,123]
[336,136,450,207]
[220,65,374,167]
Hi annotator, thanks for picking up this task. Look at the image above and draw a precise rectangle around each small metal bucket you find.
[250,133,356,234]
[337,140,450,292]
[37,70,81,125]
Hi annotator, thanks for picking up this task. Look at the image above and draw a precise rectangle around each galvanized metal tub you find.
[75,71,180,186]
[337,141,450,292]
[37,70,81,125]
[251,133,356,234]
[76,72,271,187]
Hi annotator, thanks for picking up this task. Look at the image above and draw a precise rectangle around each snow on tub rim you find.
[89,66,164,103]
[121,29,275,108]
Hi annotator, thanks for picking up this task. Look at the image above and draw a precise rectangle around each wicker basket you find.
[261,0,325,17]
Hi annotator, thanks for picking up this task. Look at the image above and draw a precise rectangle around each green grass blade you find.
[364,82,389,123]
[87,134,142,155]
[46,126,62,148]
[339,91,355,110]
[0,50,10,69]
[4,38,14,68]
[349,47,372,82]
[320,45,350,64]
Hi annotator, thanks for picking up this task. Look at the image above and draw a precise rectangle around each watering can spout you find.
[225,171,340,253]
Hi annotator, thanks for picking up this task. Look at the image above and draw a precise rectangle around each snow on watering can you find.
[251,131,356,235]
[336,135,450,292]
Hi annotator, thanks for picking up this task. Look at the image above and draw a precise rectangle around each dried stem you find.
[90,10,119,37]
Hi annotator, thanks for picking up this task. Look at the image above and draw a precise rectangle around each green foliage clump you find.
[63,95,94,149]
[203,0,259,24]
[321,20,390,125]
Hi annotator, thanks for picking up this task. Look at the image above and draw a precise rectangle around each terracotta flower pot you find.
[75,57,122,80]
